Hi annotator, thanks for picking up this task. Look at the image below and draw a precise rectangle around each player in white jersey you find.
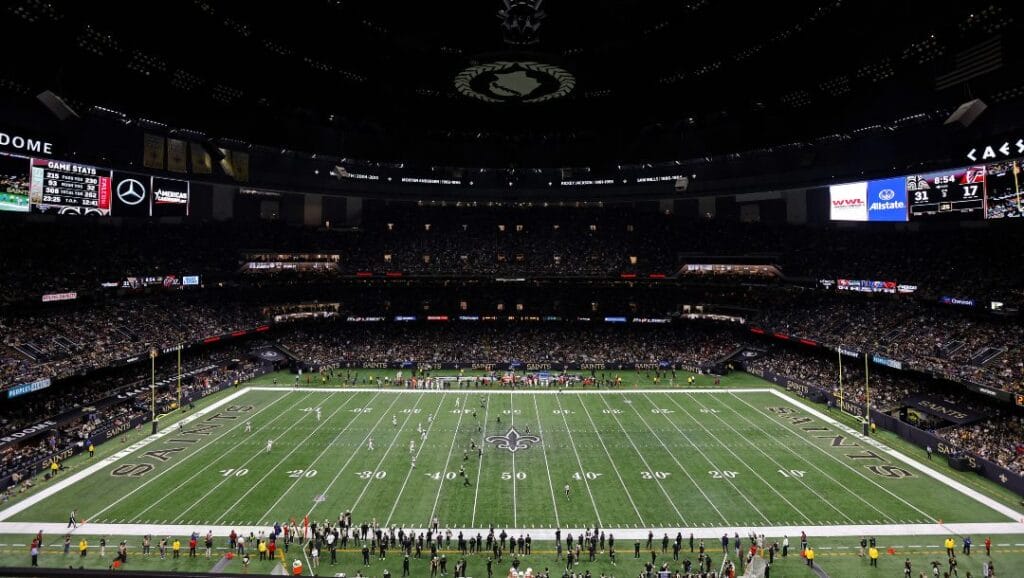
[316,407,321,422]
[410,440,416,454]
[367,437,374,451]
[392,415,398,427]
[245,421,251,433]
[266,439,273,453]
[427,413,434,424]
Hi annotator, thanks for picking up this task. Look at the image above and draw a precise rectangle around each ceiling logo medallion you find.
[455,61,574,103]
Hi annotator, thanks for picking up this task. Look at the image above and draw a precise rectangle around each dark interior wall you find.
[322,195,348,227]
[281,194,304,225]
[760,198,787,224]
[674,199,699,218]
[807,186,830,224]
[715,196,738,221]
[188,183,213,219]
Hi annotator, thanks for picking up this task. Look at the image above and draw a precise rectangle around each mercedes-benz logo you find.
[117,178,146,206]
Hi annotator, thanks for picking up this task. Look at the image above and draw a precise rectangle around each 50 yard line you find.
[509,391,518,528]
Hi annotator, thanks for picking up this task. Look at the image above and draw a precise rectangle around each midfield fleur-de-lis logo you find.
[486,427,541,453]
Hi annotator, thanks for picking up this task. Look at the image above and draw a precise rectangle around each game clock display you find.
[906,166,986,220]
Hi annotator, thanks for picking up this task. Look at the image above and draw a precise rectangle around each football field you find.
[2,379,1021,539]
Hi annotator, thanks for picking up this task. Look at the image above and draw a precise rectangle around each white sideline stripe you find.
[0,387,257,522]
[0,522,1021,541]
[250,387,772,395]
[770,389,1024,523]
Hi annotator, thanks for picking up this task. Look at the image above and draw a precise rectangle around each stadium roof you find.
[4,0,1024,167]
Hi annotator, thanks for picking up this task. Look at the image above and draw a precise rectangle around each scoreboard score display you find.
[29,158,111,215]
[906,166,986,220]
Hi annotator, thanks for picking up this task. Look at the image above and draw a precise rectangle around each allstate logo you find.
[878,188,896,201]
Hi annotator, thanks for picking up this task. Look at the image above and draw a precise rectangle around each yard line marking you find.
[642,393,769,524]
[552,393,603,527]
[90,390,300,524]
[509,392,518,528]
[687,393,857,523]
[188,391,349,523]
[386,393,457,526]
[251,386,772,396]
[595,395,685,524]
[621,393,727,525]
[575,393,646,526]
[427,394,471,526]
[659,393,811,524]
[531,393,562,529]
[733,392,941,523]
[350,393,431,514]
[470,392,492,527]
[767,388,1024,523]
[304,392,408,519]
[260,391,384,522]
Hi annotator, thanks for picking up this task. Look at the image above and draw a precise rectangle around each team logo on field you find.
[486,427,541,454]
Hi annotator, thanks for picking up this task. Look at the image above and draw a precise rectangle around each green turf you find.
[4,368,1023,577]
[6,385,1011,529]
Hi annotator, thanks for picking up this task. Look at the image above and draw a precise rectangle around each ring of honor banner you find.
[166,138,187,173]
[190,142,212,174]
[143,133,165,170]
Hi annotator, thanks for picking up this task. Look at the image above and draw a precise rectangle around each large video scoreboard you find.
[830,162,1019,222]
[906,166,986,220]
[29,158,112,216]
[0,154,190,216]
